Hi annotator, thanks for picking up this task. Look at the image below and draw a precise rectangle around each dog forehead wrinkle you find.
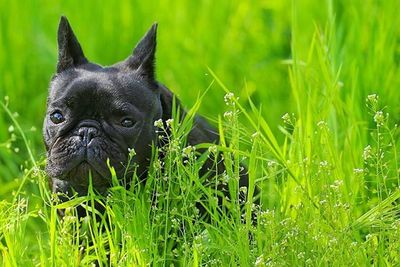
[108,73,158,109]
[67,74,115,98]
[50,70,110,99]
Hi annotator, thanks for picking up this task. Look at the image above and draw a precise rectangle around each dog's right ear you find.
[57,16,88,73]
[124,23,158,81]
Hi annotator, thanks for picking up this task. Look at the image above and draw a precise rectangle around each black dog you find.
[43,16,253,217]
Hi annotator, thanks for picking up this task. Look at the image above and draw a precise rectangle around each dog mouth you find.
[50,158,113,197]
[46,130,133,200]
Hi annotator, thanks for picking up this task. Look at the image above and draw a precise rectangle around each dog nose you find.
[78,126,99,145]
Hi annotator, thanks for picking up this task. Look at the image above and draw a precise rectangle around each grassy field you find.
[1,0,400,265]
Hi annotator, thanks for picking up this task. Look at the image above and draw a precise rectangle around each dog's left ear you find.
[125,23,158,80]
[57,16,88,73]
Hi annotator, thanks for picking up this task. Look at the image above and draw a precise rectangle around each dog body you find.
[43,17,249,213]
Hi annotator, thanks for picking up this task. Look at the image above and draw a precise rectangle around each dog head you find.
[43,16,163,198]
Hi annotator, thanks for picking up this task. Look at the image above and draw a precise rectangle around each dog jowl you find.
[43,16,254,216]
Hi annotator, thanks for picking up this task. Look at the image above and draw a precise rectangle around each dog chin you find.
[51,161,111,196]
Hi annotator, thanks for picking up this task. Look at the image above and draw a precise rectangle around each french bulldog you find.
[43,16,253,217]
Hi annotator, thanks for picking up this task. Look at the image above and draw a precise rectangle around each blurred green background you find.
[1,0,400,196]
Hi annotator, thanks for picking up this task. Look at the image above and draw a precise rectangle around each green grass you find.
[1,0,400,265]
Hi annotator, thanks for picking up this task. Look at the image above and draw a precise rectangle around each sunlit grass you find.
[1,0,400,266]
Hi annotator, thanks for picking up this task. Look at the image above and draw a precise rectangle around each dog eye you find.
[121,118,135,128]
[50,111,65,124]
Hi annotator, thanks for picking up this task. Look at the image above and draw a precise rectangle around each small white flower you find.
[319,199,327,205]
[319,160,328,168]
[367,94,378,104]
[208,145,218,154]
[353,168,364,174]
[223,111,234,120]
[330,179,343,190]
[329,237,338,246]
[8,125,14,132]
[153,119,163,128]
[166,118,174,128]
[182,145,195,157]
[128,148,136,158]
[239,186,247,194]
[373,111,385,127]
[317,120,328,129]
[297,252,305,259]
[224,92,236,106]
[363,145,372,161]
[281,112,291,124]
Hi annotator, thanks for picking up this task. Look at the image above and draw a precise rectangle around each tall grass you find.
[1,0,400,265]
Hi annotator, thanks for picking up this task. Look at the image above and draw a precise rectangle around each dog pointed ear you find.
[57,16,88,73]
[125,23,158,80]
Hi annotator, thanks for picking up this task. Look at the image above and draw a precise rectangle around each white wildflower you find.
[208,145,218,154]
[128,148,136,158]
[367,94,378,104]
[373,111,385,127]
[319,160,328,168]
[363,145,372,161]
[353,168,364,174]
[153,119,163,128]
[297,252,305,259]
[224,92,236,105]
[317,120,328,129]
[166,118,174,128]
[223,111,234,120]
[330,179,343,190]
[319,199,327,205]
[182,145,195,157]
[281,112,291,124]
